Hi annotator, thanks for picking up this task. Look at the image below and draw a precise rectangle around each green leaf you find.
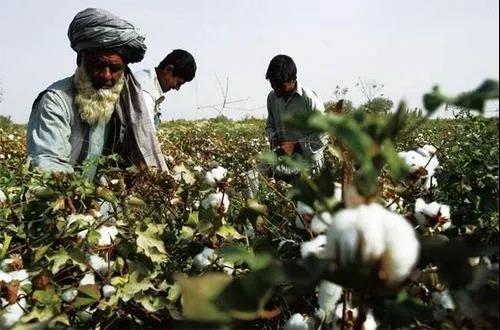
[221,246,272,271]
[47,248,71,274]
[176,273,233,321]
[87,230,101,246]
[216,225,244,241]
[33,288,60,305]
[136,224,169,263]
[0,233,12,259]
[33,245,50,264]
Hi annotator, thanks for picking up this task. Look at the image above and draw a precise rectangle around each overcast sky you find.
[0,0,498,123]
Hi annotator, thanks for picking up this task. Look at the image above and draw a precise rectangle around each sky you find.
[0,0,498,124]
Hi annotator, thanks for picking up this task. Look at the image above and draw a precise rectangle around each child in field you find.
[243,55,328,197]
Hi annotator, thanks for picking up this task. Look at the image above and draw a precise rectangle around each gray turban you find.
[68,8,146,63]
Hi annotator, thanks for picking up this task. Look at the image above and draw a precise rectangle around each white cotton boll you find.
[0,270,12,283]
[97,225,118,246]
[8,270,29,282]
[300,235,329,259]
[193,165,204,173]
[204,166,227,186]
[326,209,361,265]
[193,248,217,270]
[468,257,480,267]
[381,210,420,283]
[421,144,437,155]
[102,284,117,298]
[201,193,230,213]
[398,150,428,173]
[317,280,343,323]
[88,254,109,273]
[295,202,314,230]
[310,212,333,234]
[0,297,27,328]
[363,310,378,330]
[79,273,96,286]
[334,303,358,321]
[414,199,451,227]
[284,313,315,330]
[295,217,306,230]
[62,288,78,302]
[431,290,455,310]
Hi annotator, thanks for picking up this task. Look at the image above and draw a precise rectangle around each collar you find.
[293,81,303,96]
[153,69,166,105]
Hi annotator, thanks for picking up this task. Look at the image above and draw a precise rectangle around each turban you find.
[68,8,146,63]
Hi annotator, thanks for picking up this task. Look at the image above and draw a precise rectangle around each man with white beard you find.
[27,8,167,180]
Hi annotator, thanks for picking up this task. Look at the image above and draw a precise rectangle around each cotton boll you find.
[334,182,342,202]
[414,198,451,229]
[284,313,315,330]
[219,260,235,275]
[363,310,378,330]
[8,270,29,282]
[380,211,420,283]
[0,297,28,328]
[77,229,88,240]
[79,273,96,286]
[300,235,329,259]
[102,284,117,298]
[310,212,333,234]
[201,193,230,213]
[62,288,78,302]
[204,166,228,186]
[0,270,12,283]
[326,209,361,265]
[193,248,217,270]
[317,280,343,323]
[88,254,109,273]
[96,225,118,246]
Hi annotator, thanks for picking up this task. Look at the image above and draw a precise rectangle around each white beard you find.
[73,66,124,125]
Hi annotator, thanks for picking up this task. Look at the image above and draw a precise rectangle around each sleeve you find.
[26,91,74,173]
[265,93,277,148]
[303,90,329,154]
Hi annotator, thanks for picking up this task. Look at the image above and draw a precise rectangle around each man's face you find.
[271,80,296,98]
[82,50,125,90]
[157,65,186,92]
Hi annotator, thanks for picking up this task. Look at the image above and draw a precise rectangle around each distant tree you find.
[358,97,394,114]
[324,99,356,113]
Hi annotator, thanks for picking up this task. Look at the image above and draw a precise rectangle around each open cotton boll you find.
[317,280,343,323]
[96,225,118,246]
[334,182,342,201]
[300,235,329,259]
[79,273,96,286]
[325,209,361,265]
[0,297,28,328]
[414,198,451,229]
[0,270,12,283]
[102,284,117,298]
[204,166,228,186]
[193,247,217,270]
[8,269,29,283]
[380,210,420,283]
[363,310,378,330]
[62,288,78,302]
[88,254,109,273]
[310,212,333,234]
[201,192,230,213]
[284,313,315,330]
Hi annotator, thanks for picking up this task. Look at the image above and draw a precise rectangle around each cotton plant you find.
[323,203,420,284]
[398,144,440,189]
[414,198,451,231]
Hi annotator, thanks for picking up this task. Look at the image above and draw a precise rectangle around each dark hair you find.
[158,49,197,81]
[265,54,297,86]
